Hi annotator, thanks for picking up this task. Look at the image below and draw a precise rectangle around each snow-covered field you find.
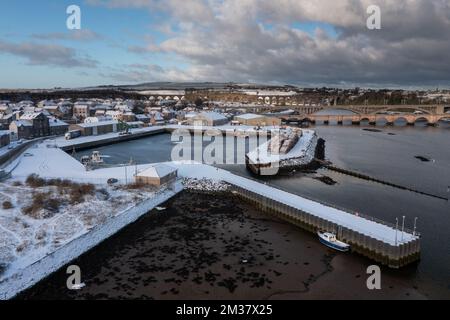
[0,180,157,277]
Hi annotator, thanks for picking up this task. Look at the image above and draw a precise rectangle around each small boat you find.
[317,231,350,252]
[91,151,104,164]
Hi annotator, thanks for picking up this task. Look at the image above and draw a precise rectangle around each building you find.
[9,112,51,140]
[49,118,69,136]
[9,120,33,140]
[0,130,10,147]
[0,112,17,130]
[70,120,119,136]
[134,164,178,187]
[135,114,151,124]
[189,112,228,126]
[234,113,281,127]
[84,116,113,124]
[20,112,50,137]
[73,104,90,119]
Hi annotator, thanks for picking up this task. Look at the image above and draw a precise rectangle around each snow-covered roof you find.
[20,112,44,120]
[77,120,118,128]
[197,112,227,121]
[49,118,69,127]
[0,130,10,137]
[235,113,265,120]
[136,164,177,178]
[12,120,32,127]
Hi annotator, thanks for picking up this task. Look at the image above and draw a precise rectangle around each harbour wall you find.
[230,184,421,269]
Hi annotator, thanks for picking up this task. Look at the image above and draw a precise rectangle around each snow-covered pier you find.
[246,129,318,175]
[173,164,421,268]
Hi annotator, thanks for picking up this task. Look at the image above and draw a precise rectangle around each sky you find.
[0,0,450,89]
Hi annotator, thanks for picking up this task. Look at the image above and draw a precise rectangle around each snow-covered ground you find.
[182,177,230,192]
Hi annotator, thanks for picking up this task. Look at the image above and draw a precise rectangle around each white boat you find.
[317,231,350,252]
[91,151,104,164]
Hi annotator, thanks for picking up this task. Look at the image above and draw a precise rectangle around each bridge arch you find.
[437,116,450,128]
[393,116,409,126]
[414,117,430,127]
[359,118,371,126]
[375,116,390,126]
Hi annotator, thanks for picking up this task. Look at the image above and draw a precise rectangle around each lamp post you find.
[395,217,398,246]
[401,216,405,242]
[413,217,418,237]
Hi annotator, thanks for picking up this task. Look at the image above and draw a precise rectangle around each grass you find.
[2,201,13,210]
[23,174,98,219]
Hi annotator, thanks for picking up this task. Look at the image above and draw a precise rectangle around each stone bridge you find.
[277,105,450,126]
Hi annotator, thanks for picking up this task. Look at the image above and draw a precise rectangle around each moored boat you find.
[318,231,350,252]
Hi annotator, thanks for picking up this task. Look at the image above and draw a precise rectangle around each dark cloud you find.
[89,0,450,87]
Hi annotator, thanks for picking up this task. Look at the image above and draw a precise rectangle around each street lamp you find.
[401,216,405,241]
[395,217,398,246]
[413,217,418,237]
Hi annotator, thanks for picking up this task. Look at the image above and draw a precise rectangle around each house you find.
[105,110,122,121]
[70,120,119,136]
[84,116,113,124]
[9,120,33,140]
[0,104,12,114]
[189,112,228,126]
[0,130,10,147]
[0,112,17,130]
[73,104,90,119]
[135,114,151,124]
[134,164,178,187]
[234,113,281,127]
[150,111,165,125]
[121,112,136,122]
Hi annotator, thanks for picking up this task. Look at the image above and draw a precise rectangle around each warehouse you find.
[189,112,228,126]
[234,113,281,127]
[69,120,118,136]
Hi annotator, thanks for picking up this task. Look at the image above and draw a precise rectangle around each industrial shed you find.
[134,164,178,187]
[234,113,281,126]
[189,112,228,126]
[70,120,118,136]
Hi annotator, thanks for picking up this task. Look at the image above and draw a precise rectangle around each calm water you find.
[75,125,450,296]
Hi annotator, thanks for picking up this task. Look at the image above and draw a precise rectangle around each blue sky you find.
[0,0,183,88]
[0,0,448,89]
